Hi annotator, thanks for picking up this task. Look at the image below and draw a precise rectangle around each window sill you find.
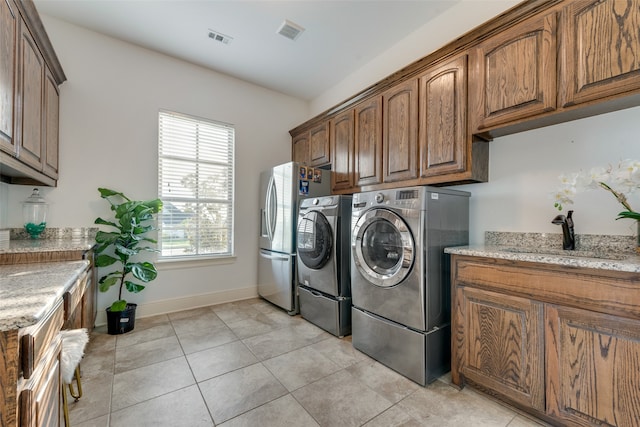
[156,255,236,270]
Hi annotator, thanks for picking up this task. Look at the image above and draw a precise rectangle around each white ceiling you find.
[33,0,459,101]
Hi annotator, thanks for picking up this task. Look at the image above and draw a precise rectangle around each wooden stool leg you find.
[68,364,83,401]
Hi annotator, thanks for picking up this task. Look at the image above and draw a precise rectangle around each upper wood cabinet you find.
[17,18,45,172]
[290,0,640,191]
[0,0,17,155]
[559,0,640,107]
[419,54,468,178]
[382,79,418,183]
[330,109,355,192]
[309,122,330,167]
[471,10,558,133]
[0,0,65,186]
[354,96,382,187]
[292,131,309,165]
[42,68,59,179]
[291,122,330,167]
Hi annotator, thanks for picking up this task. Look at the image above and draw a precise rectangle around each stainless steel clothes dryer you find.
[350,186,469,385]
[297,195,352,337]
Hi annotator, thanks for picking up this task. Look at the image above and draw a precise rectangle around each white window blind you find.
[158,110,235,259]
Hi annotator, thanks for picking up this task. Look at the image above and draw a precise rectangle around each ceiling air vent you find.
[277,19,305,41]
[208,30,233,45]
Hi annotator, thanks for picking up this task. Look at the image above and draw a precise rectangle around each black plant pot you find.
[106,303,137,335]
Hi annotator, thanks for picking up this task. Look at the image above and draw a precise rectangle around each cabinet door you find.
[81,261,97,330]
[382,79,418,183]
[0,0,17,154]
[309,122,330,167]
[354,96,382,187]
[559,0,640,107]
[471,11,557,132]
[42,68,59,179]
[292,132,309,165]
[420,54,467,178]
[546,305,640,426]
[330,109,355,192]
[16,19,44,171]
[19,338,61,427]
[455,286,545,411]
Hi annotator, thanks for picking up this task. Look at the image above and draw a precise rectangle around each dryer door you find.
[352,208,414,287]
[297,210,333,270]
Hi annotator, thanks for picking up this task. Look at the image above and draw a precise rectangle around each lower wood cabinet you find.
[19,336,62,427]
[451,255,640,427]
[454,286,545,411]
[0,247,95,427]
[546,305,640,426]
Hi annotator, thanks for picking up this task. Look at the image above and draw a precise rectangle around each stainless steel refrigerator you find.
[258,161,330,314]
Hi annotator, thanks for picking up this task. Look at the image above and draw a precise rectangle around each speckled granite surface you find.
[0,238,95,253]
[445,231,640,273]
[9,227,97,240]
[0,227,96,253]
[485,231,637,253]
[0,260,90,331]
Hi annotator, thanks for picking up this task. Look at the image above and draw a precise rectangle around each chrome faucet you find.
[551,210,575,250]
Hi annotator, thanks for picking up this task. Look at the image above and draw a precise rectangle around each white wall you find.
[454,106,640,244]
[311,0,521,116]
[6,16,309,318]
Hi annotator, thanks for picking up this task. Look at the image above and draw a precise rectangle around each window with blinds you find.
[158,110,235,259]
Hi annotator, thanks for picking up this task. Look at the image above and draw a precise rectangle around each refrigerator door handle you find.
[259,250,290,261]
[265,176,277,241]
[260,208,268,238]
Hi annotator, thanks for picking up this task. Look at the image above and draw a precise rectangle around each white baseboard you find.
[95,286,259,326]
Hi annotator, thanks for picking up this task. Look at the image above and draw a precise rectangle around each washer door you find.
[352,208,414,287]
[297,211,333,270]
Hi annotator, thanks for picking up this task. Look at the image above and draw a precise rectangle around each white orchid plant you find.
[553,159,640,222]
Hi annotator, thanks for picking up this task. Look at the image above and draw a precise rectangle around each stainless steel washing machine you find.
[350,186,469,385]
[297,195,352,337]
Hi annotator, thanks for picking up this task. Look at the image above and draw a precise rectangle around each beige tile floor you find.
[67,298,549,427]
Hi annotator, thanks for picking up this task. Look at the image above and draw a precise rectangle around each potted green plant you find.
[94,188,163,335]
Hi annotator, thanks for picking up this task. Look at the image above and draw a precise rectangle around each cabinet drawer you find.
[19,335,61,427]
[63,270,88,322]
[20,299,63,379]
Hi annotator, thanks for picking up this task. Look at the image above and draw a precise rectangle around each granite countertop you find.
[0,260,90,331]
[445,231,640,274]
[0,238,95,254]
[0,227,97,254]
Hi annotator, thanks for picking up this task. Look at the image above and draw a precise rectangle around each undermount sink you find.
[499,246,631,261]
